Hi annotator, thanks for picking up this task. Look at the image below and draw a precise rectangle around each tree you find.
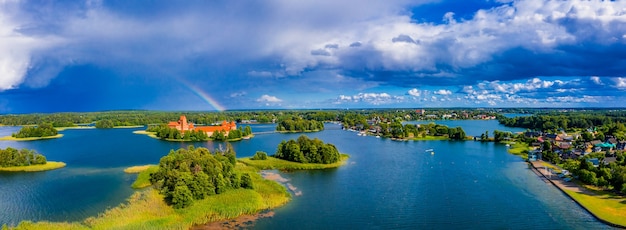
[171,181,194,209]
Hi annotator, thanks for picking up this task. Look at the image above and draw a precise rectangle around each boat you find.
[425,149,434,152]
[375,135,381,138]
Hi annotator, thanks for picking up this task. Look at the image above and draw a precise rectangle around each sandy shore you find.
[530,161,594,195]
[261,171,302,196]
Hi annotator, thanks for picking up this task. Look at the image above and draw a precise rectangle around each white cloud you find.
[335,92,403,105]
[434,89,452,95]
[590,76,603,85]
[0,2,60,91]
[613,77,626,89]
[407,88,421,97]
[257,94,283,103]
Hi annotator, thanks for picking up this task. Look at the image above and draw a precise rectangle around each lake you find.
[0,122,612,229]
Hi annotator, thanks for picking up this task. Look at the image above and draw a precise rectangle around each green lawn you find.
[0,161,66,172]
[507,142,531,160]
[0,134,64,141]
[564,190,626,227]
[239,154,350,170]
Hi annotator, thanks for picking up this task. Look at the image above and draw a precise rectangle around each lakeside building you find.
[168,115,237,136]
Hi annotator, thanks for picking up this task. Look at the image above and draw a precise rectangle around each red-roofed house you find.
[195,121,237,136]
[168,115,195,132]
[168,115,236,136]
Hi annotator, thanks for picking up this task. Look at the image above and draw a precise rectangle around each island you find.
[0,147,66,172]
[10,138,349,229]
[135,115,253,142]
[0,124,63,141]
[240,135,349,170]
[276,118,324,133]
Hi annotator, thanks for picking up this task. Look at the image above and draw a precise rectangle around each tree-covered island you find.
[140,124,253,142]
[0,147,66,172]
[0,124,63,141]
[240,135,350,170]
[276,118,324,132]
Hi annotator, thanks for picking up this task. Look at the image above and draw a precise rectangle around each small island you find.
[136,115,253,142]
[276,118,324,133]
[0,124,63,141]
[240,135,348,170]
[0,147,66,172]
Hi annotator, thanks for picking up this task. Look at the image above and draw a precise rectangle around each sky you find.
[1,0,626,113]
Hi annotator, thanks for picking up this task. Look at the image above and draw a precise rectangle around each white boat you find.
[425,149,434,152]
[375,135,381,138]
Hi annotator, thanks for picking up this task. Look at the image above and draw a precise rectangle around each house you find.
[618,141,626,150]
[525,131,542,138]
[587,158,600,167]
[168,115,237,136]
[195,121,237,136]
[528,150,542,161]
[603,157,617,165]
[168,115,195,132]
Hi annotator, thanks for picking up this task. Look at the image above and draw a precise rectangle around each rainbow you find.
[177,78,226,112]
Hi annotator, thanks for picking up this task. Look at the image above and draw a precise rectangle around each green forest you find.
[0,147,47,167]
[275,135,340,164]
[11,124,58,138]
[276,119,324,132]
[149,145,253,209]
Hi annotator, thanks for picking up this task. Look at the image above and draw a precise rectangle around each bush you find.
[241,173,253,189]
[251,151,268,160]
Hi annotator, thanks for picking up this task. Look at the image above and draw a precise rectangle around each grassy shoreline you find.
[0,134,64,141]
[239,154,350,170]
[124,165,159,189]
[0,161,66,172]
[508,145,626,227]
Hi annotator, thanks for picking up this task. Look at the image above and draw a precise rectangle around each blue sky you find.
[1,0,626,113]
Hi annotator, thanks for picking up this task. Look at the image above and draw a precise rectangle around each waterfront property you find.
[168,115,237,136]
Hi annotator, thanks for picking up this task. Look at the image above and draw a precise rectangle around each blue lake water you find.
[404,119,526,137]
[0,123,612,229]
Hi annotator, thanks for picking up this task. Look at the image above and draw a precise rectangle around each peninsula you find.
[9,140,349,229]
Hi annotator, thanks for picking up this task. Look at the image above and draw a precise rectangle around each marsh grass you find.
[123,165,157,174]
[239,154,350,170]
[0,161,66,172]
[126,165,159,189]
[0,134,64,141]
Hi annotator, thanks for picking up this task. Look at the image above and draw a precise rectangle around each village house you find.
[168,115,237,136]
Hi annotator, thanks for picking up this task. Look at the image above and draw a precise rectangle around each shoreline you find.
[0,161,66,172]
[529,160,626,228]
[0,134,64,141]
